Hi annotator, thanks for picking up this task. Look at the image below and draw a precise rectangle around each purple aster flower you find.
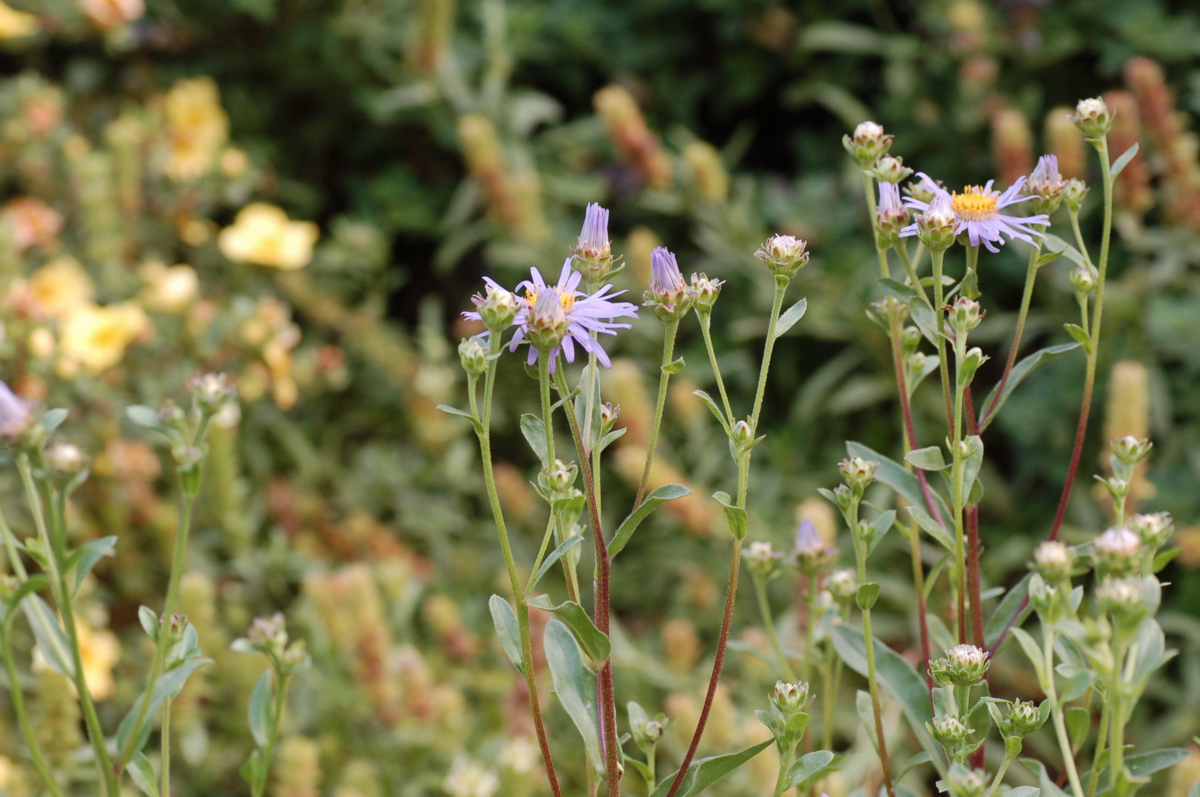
[0,380,32,438]
[900,172,1050,253]
[573,203,615,279]
[508,258,638,372]
[644,246,696,322]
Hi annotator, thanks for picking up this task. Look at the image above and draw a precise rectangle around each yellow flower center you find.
[951,186,999,221]
[523,288,575,312]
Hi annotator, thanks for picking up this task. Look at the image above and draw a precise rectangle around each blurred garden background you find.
[1,0,1200,794]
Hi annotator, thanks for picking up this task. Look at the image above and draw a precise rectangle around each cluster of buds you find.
[929,644,991,687]
[1091,526,1142,577]
[915,196,959,251]
[1070,97,1114,140]
[1028,574,1064,622]
[471,284,518,332]
[538,459,579,503]
[1070,263,1099,299]
[842,121,893,169]
[872,155,913,184]
[234,612,312,675]
[948,297,984,335]
[761,680,812,751]
[875,182,910,246]
[791,519,836,575]
[572,203,621,283]
[755,234,810,281]
[1022,154,1067,215]
[630,713,666,752]
[643,247,696,322]
[988,698,1048,746]
[458,336,489,378]
[1063,178,1089,214]
[770,680,810,715]
[745,541,781,580]
[190,372,239,416]
[839,456,878,499]
[689,272,723,315]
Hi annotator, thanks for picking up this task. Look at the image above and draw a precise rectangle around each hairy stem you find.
[754,574,797,681]
[1045,629,1086,797]
[634,319,680,509]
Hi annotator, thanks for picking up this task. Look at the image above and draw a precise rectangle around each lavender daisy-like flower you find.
[572,202,616,279]
[644,246,696,322]
[900,172,1050,253]
[509,258,638,371]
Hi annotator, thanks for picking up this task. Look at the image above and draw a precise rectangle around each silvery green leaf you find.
[544,619,603,773]
[528,596,610,662]
[650,739,773,797]
[609,484,693,558]
[774,298,808,339]
[488,595,523,672]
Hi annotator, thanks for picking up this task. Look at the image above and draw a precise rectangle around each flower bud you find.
[826,568,857,603]
[746,541,779,579]
[929,715,972,748]
[280,639,312,674]
[690,272,724,313]
[1028,575,1060,620]
[190,372,238,415]
[1032,540,1076,583]
[1070,97,1113,140]
[45,440,87,478]
[905,177,940,205]
[947,765,988,797]
[572,203,616,281]
[1110,435,1152,467]
[644,247,697,322]
[632,717,665,749]
[543,459,578,496]
[0,381,34,443]
[1070,264,1098,297]
[1092,526,1142,577]
[929,644,990,687]
[1005,699,1044,737]
[770,680,810,715]
[246,612,288,654]
[901,326,923,356]
[839,457,878,496]
[1129,512,1172,550]
[948,297,983,334]
[1096,576,1145,619]
[458,336,488,378]
[755,235,810,281]
[875,182,910,246]
[731,419,754,450]
[1063,178,1089,213]
[792,519,836,575]
[842,121,893,169]
[1023,154,1067,215]
[916,196,958,252]
[474,284,518,331]
[525,288,569,352]
[599,403,620,435]
[872,155,913,184]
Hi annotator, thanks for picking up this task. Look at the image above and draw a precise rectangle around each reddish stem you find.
[963,388,985,652]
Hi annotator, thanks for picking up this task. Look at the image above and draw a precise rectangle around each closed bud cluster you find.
[690,272,724,314]
[1070,97,1114,140]
[875,182,910,245]
[631,717,665,749]
[1096,576,1145,619]
[1029,575,1060,619]
[755,235,810,280]
[190,372,238,415]
[1032,540,1076,583]
[572,203,617,281]
[948,297,984,334]
[473,284,518,332]
[246,612,288,654]
[930,644,990,687]
[916,196,959,251]
[1110,435,1152,467]
[1005,699,1044,737]
[792,519,836,575]
[542,459,578,497]
[458,336,488,378]
[1070,264,1098,297]
[929,715,972,750]
[901,326,923,355]
[842,121,893,169]
[838,457,877,496]
[826,568,857,603]
[746,541,780,579]
[525,289,569,352]
[45,440,87,478]
[644,247,696,322]
[872,155,913,184]
[1092,526,1142,576]
[1129,512,1173,550]
[770,680,810,715]
[947,765,988,797]
[1063,178,1089,213]
[1022,154,1067,215]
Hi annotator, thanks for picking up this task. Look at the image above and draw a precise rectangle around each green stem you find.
[750,279,788,434]
[982,243,1041,424]
[951,335,968,644]
[538,355,557,466]
[634,319,679,509]
[753,574,797,681]
[251,671,290,797]
[1087,696,1110,797]
[161,701,171,795]
[801,575,819,687]
[697,311,734,422]
[1,622,63,797]
[930,248,954,430]
[987,746,1019,795]
[1108,637,1127,797]
[1045,629,1086,797]
[894,243,932,308]
[772,743,796,797]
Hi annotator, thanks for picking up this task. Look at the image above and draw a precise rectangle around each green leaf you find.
[1020,757,1071,797]
[1003,788,1041,796]
[1088,748,1190,794]
[907,506,954,553]
[985,574,1033,650]
[3,576,49,616]
[65,535,118,593]
[876,277,919,303]
[436,404,478,424]
[128,753,160,797]
[241,750,265,793]
[908,300,944,347]
[41,408,68,432]
[1153,547,1181,573]
[117,656,213,760]
[543,619,603,773]
[1064,324,1092,352]
[905,446,947,471]
[20,595,74,678]
[528,596,610,662]
[139,606,159,641]
[650,739,774,797]
[847,442,951,521]
[857,582,881,611]
[662,356,686,375]
[692,390,730,432]
[712,491,748,540]
[126,405,162,430]
[961,436,984,499]
[782,750,836,791]
[1066,706,1091,750]
[527,534,584,593]
[1035,249,1064,268]
[1010,628,1047,686]
[1041,234,1087,268]
[775,298,808,338]
[896,752,933,782]
[979,343,1080,430]
[832,625,945,778]
[867,509,896,555]
[248,669,273,748]
[856,690,880,753]
[609,484,693,558]
[575,363,604,451]
[488,595,524,672]
[520,413,549,466]
[1110,142,1140,180]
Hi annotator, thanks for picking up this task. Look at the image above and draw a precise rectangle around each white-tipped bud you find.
[755,235,810,280]
[1092,526,1142,576]
[1069,97,1113,139]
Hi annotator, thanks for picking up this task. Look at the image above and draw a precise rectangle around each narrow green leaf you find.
[527,534,584,593]
[520,414,549,466]
[1035,250,1064,268]
[41,408,69,432]
[20,595,73,678]
[528,596,610,661]
[126,405,162,430]
[1153,547,1181,573]
[67,535,118,592]
[783,750,836,791]
[1003,787,1041,797]
[248,669,273,748]
[980,343,1080,431]
[609,484,693,558]
[650,739,774,797]
[961,436,984,500]
[436,404,477,424]
[544,619,603,773]
[692,390,729,432]
[876,278,919,303]
[1041,234,1087,267]
[241,750,264,793]
[1087,747,1190,794]
[1066,706,1090,750]
[907,506,954,553]
[1110,142,1140,180]
[117,656,213,759]
[128,753,160,797]
[984,573,1032,650]
[905,446,947,471]
[1010,628,1047,686]
[488,595,524,672]
[1020,757,1071,797]
[775,298,809,338]
[867,509,896,555]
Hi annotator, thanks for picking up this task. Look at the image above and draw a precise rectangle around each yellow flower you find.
[219,203,319,270]
[60,302,147,374]
[76,621,120,702]
[164,77,229,182]
[138,261,199,314]
[78,0,144,29]
[0,1,38,39]
[27,256,95,319]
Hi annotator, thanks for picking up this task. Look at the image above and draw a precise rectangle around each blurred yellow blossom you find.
[77,621,120,701]
[27,256,94,319]
[0,1,38,38]
[219,203,319,270]
[220,147,249,177]
[139,261,199,314]
[164,76,229,182]
[60,302,147,374]
[79,0,144,29]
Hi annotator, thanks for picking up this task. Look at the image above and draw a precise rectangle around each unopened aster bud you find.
[1028,575,1059,618]
[1129,512,1173,550]
[458,336,488,378]
[1110,435,1152,467]
[755,235,810,280]
[1096,576,1145,618]
[190,372,238,414]
[632,718,664,748]
[246,612,288,653]
[543,459,578,495]
[872,155,913,184]
[842,121,893,169]
[830,484,854,515]
[792,519,836,575]
[930,644,990,687]
[1006,699,1044,737]
[929,715,972,748]
[1070,97,1113,140]
[572,202,615,280]
[948,297,983,333]
[690,272,724,313]
[839,457,877,495]
[45,441,87,477]
[644,247,696,322]
[746,541,779,579]
[901,326,923,355]
[770,680,809,715]
[1063,178,1089,213]
[731,419,754,449]
[916,195,958,251]
[1092,526,1142,576]
[947,765,988,797]
[1070,264,1098,297]
[525,288,569,352]
[1022,154,1067,215]
[875,182,910,245]
[826,568,857,602]
[906,352,928,380]
[474,285,518,331]
[1033,540,1076,582]
[599,402,620,434]
[905,177,940,206]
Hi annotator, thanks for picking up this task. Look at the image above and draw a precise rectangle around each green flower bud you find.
[1070,264,1098,297]
[1096,576,1146,621]
[755,235,810,280]
[947,764,988,797]
[929,644,990,687]
[458,336,488,378]
[1005,699,1045,737]
[190,372,238,415]
[929,715,972,749]
[1032,540,1076,583]
[1069,97,1113,140]
[948,297,983,334]
[838,456,878,496]
[770,680,810,715]
[690,272,724,314]
[826,568,857,603]
[1110,435,1152,467]
[475,285,518,331]
[1063,178,1089,213]
[746,541,779,579]
[1129,512,1172,550]
[842,121,893,169]
[872,155,913,184]
[44,440,87,479]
